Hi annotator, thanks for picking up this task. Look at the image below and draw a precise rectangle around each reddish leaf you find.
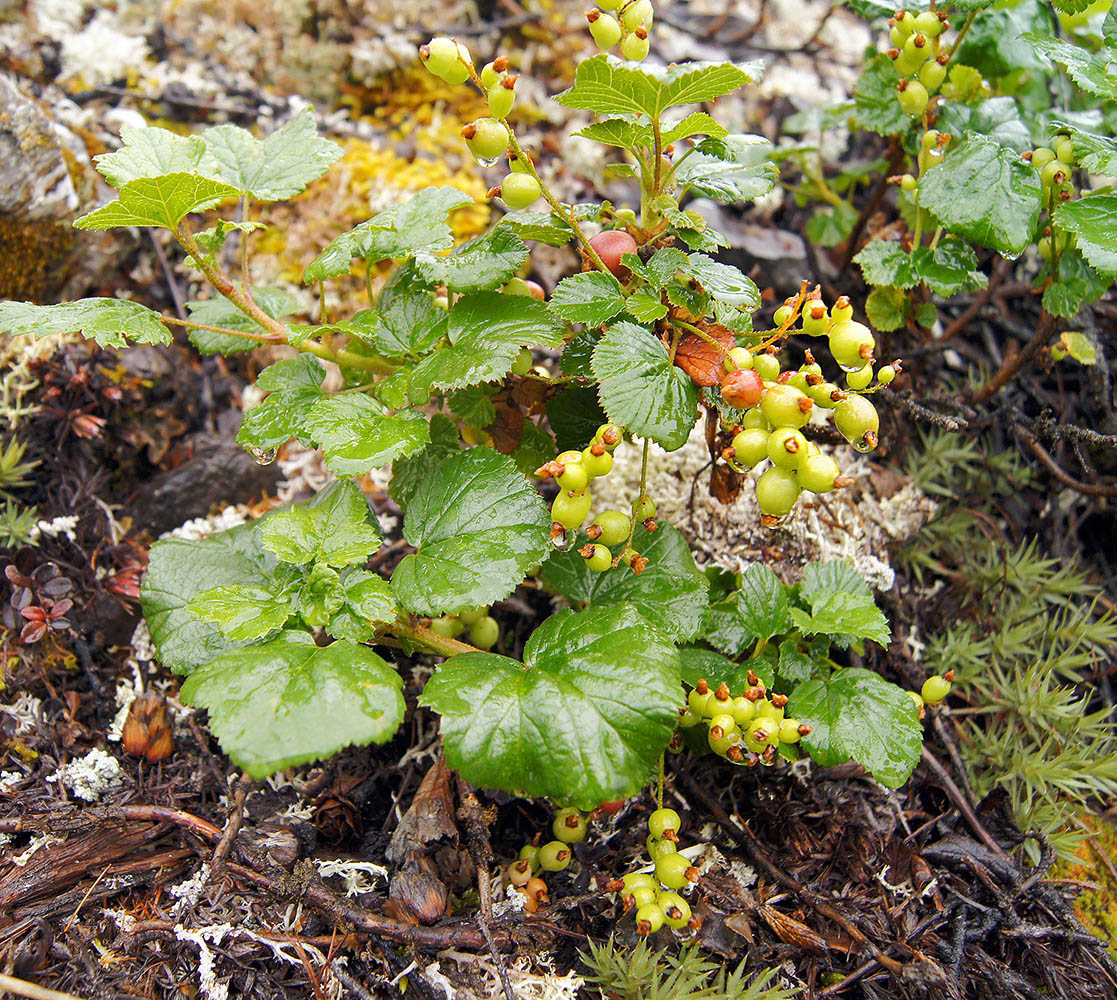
[673,324,735,387]
[20,621,47,643]
[20,606,47,622]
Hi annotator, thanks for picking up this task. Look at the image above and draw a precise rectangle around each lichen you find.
[1051,814,1117,960]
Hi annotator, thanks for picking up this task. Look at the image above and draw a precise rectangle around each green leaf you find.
[181,633,404,778]
[625,288,669,323]
[345,291,447,359]
[1056,330,1098,365]
[450,385,497,427]
[854,238,987,295]
[328,569,396,643]
[420,604,681,809]
[677,644,776,695]
[188,584,293,640]
[851,54,907,137]
[592,321,699,451]
[1041,249,1113,318]
[304,395,431,476]
[409,292,564,393]
[389,413,461,511]
[560,331,601,379]
[414,228,529,293]
[864,286,907,332]
[662,112,729,145]
[303,187,473,282]
[917,132,1042,256]
[297,563,345,627]
[1054,195,1117,274]
[675,135,777,204]
[259,480,382,567]
[546,384,608,451]
[575,117,651,151]
[542,524,709,641]
[702,564,793,656]
[497,206,588,247]
[777,639,816,684]
[805,201,858,247]
[679,254,760,310]
[627,247,688,289]
[549,271,626,326]
[198,109,343,201]
[511,419,557,478]
[391,447,551,614]
[788,668,921,788]
[936,97,1031,153]
[94,126,218,187]
[185,287,301,355]
[0,298,171,349]
[1024,33,1117,97]
[788,561,891,648]
[74,173,240,230]
[557,55,761,119]
[236,355,325,453]
[1049,123,1117,175]
[141,518,278,675]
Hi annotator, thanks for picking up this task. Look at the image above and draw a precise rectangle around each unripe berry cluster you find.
[717,290,898,524]
[504,807,590,912]
[429,605,500,649]
[607,807,701,935]
[536,423,656,573]
[419,37,543,211]
[585,0,655,62]
[886,8,951,117]
[680,676,812,766]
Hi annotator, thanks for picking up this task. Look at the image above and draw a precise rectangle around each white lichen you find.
[46,748,124,802]
[314,858,389,898]
[169,863,211,911]
[30,514,79,544]
[175,923,231,1000]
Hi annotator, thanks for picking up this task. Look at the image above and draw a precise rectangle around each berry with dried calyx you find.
[587,8,623,48]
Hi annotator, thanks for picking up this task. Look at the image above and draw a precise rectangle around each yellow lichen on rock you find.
[1053,815,1117,960]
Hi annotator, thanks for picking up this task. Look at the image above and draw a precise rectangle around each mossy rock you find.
[1054,814,1117,960]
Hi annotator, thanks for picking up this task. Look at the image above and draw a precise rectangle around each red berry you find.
[588,230,638,277]
[721,368,764,409]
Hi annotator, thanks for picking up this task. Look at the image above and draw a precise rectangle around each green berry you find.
[766,427,808,470]
[511,347,533,375]
[584,543,612,572]
[462,117,509,160]
[846,364,874,391]
[731,696,756,727]
[582,447,613,478]
[657,891,691,928]
[892,10,915,39]
[552,489,592,530]
[801,302,829,337]
[501,173,541,210]
[918,57,946,92]
[898,79,929,117]
[556,459,589,492]
[634,902,665,934]
[730,427,769,468]
[688,688,713,717]
[708,719,740,757]
[460,606,487,626]
[479,59,504,90]
[430,616,464,638]
[647,836,677,860]
[724,346,754,371]
[744,719,774,752]
[655,853,697,889]
[620,29,650,61]
[877,365,897,385]
[901,32,930,64]
[798,453,842,494]
[592,510,631,546]
[778,718,803,744]
[760,383,812,429]
[587,9,623,48]
[627,884,658,908]
[487,81,516,120]
[756,466,800,518]
[753,353,781,381]
[809,382,842,409]
[1053,135,1075,165]
[1041,159,1071,190]
[632,496,656,521]
[828,320,875,369]
[921,674,952,704]
[833,395,880,451]
[553,807,588,843]
[538,840,572,871]
[773,303,794,327]
[621,872,656,893]
[753,698,783,723]
[1031,147,1056,169]
[908,690,924,713]
[741,406,769,430]
[620,0,654,31]
[470,614,500,649]
[647,808,681,839]
[423,37,471,83]
[519,844,541,871]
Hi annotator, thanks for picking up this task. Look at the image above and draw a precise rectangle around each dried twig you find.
[973,311,1056,404]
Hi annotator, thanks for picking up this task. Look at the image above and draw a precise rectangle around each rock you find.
[127,434,283,537]
[0,74,133,301]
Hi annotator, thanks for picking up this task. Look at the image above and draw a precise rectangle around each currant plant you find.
[0,18,924,813]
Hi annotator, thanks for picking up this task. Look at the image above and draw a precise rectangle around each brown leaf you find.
[709,459,744,505]
[487,398,524,455]
[674,324,734,386]
[758,904,831,955]
[387,865,451,925]
[387,757,458,864]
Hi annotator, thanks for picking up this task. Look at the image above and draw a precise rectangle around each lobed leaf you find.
[74,173,241,230]
[303,396,431,476]
[0,298,171,349]
[258,480,382,567]
[549,271,627,326]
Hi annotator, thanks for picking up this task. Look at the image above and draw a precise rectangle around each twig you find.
[972,311,1056,405]
[208,773,254,888]
[0,974,87,1000]
[919,746,1009,860]
[148,231,187,320]
[1015,424,1117,497]
[940,256,1010,342]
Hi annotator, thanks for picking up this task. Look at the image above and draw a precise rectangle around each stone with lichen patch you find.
[589,423,935,591]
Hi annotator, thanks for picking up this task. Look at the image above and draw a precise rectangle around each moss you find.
[0,214,76,302]
[1052,814,1117,960]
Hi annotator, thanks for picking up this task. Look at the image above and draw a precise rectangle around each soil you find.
[2,0,1116,998]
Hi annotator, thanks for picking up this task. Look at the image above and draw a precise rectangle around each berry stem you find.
[504,132,612,275]
[943,10,977,61]
[159,314,279,345]
[240,195,256,308]
[656,753,665,810]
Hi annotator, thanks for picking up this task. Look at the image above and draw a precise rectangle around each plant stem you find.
[240,195,256,307]
[160,314,280,344]
[393,619,479,658]
[656,753,665,810]
[944,10,977,61]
